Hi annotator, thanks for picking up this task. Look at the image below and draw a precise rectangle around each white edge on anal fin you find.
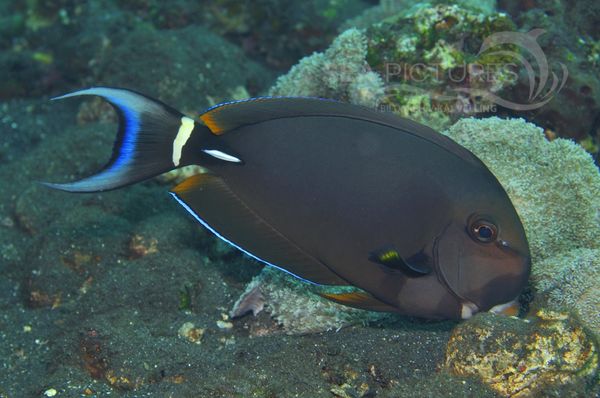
[168,191,317,285]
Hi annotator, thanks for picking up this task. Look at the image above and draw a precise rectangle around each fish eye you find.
[469,219,498,243]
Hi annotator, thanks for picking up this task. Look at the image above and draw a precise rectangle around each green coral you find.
[365,4,517,129]
[535,249,600,333]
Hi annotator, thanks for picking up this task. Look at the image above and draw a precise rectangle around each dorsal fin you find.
[198,97,480,166]
[199,96,424,135]
[170,174,349,286]
[200,97,343,134]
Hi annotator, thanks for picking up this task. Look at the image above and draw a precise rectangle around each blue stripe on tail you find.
[106,95,141,173]
[44,87,184,192]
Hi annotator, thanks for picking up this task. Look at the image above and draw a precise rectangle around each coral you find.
[346,0,600,144]
[348,71,386,108]
[269,28,385,107]
[380,92,452,131]
[445,310,598,397]
[534,249,600,333]
[343,0,499,31]
[443,117,600,335]
[444,117,600,263]
[364,4,518,129]
[273,4,517,126]
[234,267,389,335]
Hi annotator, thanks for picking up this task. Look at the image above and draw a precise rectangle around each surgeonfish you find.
[45,87,531,320]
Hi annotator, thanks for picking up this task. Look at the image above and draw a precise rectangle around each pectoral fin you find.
[368,245,432,276]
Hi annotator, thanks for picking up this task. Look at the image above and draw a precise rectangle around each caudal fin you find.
[43,87,200,192]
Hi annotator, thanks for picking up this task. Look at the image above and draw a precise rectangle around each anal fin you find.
[319,291,399,312]
[170,174,348,285]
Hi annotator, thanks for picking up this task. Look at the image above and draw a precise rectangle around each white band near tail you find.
[172,117,195,166]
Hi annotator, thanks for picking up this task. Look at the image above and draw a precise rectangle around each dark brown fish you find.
[45,87,531,320]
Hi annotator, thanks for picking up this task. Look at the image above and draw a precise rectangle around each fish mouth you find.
[461,299,520,319]
[460,301,479,319]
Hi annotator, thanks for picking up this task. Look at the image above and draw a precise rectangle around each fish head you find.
[434,205,531,319]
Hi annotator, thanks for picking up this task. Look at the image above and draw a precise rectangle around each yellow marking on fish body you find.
[172,117,195,166]
[380,251,400,262]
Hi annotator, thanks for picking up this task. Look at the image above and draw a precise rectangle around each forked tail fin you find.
[43,87,205,192]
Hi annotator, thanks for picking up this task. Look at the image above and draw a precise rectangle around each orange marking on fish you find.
[500,302,520,316]
[200,112,224,134]
[172,174,206,194]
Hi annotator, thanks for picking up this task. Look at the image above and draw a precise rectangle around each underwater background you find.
[0,0,599,397]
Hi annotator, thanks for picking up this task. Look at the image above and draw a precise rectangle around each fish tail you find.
[43,87,210,192]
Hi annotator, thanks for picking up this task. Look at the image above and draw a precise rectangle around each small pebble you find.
[178,322,205,344]
[216,320,233,329]
[44,388,57,397]
[0,216,14,228]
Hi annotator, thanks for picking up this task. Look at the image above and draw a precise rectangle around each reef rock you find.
[445,310,598,397]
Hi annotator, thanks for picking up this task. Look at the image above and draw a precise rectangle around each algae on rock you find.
[233,267,390,335]
[445,310,598,397]
[363,4,518,130]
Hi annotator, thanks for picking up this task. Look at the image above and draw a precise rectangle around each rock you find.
[445,310,599,397]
